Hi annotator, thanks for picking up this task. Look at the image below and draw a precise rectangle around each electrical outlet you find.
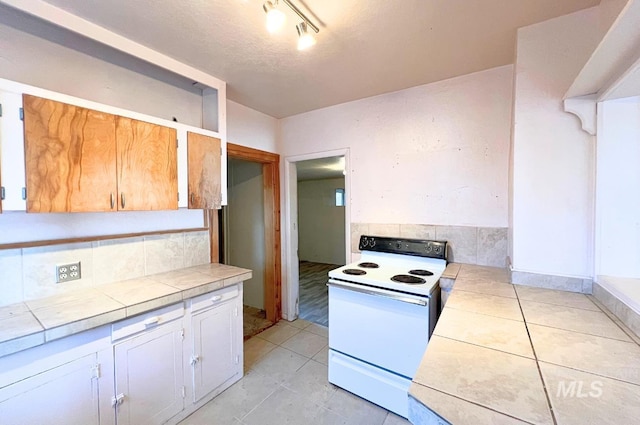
[57,262,81,283]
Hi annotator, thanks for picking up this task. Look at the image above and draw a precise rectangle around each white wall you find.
[298,178,346,265]
[0,5,202,126]
[227,100,278,153]
[227,159,265,309]
[280,66,513,228]
[511,8,601,279]
[0,5,208,243]
[596,97,640,278]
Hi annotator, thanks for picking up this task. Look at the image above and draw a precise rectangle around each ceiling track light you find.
[262,0,319,50]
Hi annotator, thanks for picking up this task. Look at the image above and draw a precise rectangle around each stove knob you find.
[426,245,433,253]
[370,239,376,247]
[434,246,442,254]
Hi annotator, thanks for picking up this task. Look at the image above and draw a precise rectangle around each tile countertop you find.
[0,263,252,358]
[408,264,640,425]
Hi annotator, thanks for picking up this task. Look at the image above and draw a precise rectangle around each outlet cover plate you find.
[57,262,81,283]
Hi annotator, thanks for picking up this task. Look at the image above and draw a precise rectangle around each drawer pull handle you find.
[143,316,160,326]
[211,295,223,303]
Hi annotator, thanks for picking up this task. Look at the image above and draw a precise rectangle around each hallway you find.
[298,261,337,327]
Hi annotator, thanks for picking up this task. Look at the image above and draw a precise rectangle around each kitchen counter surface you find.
[409,264,640,425]
[0,263,251,357]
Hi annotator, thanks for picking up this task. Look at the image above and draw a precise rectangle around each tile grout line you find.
[514,288,559,425]
[414,383,538,425]
[434,335,536,362]
[535,358,640,389]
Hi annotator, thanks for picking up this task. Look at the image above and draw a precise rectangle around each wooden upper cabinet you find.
[116,117,178,211]
[187,132,221,210]
[23,95,117,213]
[22,95,178,213]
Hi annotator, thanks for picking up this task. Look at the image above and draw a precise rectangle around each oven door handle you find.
[327,280,428,307]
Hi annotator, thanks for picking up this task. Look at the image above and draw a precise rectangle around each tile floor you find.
[180,319,409,425]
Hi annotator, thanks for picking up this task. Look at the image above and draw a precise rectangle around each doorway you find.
[283,149,350,325]
[296,157,346,326]
[224,143,281,339]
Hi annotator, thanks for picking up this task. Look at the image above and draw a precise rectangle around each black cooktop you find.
[343,269,366,276]
[358,262,379,268]
[409,269,433,276]
[391,274,426,284]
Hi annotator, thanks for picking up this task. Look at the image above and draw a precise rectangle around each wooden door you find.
[114,323,184,425]
[116,117,177,211]
[187,132,221,209]
[22,95,117,212]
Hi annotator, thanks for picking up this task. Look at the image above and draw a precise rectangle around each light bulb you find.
[264,2,285,33]
[296,22,316,50]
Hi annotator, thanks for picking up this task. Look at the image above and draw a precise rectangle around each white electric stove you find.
[327,235,447,418]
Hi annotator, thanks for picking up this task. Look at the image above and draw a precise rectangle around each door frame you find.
[226,143,281,323]
[283,148,350,321]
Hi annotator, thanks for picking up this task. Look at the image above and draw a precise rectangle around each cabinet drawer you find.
[190,285,239,314]
[112,303,184,342]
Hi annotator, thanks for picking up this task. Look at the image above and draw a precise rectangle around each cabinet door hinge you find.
[21,187,26,200]
[1,187,5,201]
[235,355,240,365]
[181,386,186,398]
[177,192,180,202]
[176,139,179,149]
[91,364,101,379]
[0,103,3,117]
[234,306,238,317]
[19,107,24,121]
[181,328,185,340]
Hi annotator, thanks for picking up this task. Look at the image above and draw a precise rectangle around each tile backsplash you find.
[0,230,210,307]
[351,223,508,268]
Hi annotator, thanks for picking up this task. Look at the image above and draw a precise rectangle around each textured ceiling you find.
[40,0,600,118]
[297,156,345,181]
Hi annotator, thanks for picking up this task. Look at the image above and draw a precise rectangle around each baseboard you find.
[593,281,640,339]
[510,269,593,294]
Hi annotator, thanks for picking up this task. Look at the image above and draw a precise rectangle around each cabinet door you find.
[0,353,100,425]
[191,297,240,402]
[187,132,221,209]
[114,321,184,425]
[116,117,177,211]
[22,95,117,212]
[1,91,27,212]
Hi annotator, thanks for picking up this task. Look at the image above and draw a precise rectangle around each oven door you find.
[327,279,432,378]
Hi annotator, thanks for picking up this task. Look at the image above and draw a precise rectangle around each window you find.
[335,188,345,207]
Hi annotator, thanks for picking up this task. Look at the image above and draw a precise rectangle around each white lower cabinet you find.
[0,283,244,425]
[112,305,185,425]
[190,285,242,402]
[0,353,101,425]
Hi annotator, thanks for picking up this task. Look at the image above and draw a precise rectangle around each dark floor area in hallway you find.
[243,305,273,340]
[299,261,338,327]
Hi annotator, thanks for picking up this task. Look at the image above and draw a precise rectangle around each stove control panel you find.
[359,235,447,260]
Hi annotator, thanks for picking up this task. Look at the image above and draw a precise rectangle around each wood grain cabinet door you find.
[187,132,221,209]
[116,117,178,211]
[23,95,117,212]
